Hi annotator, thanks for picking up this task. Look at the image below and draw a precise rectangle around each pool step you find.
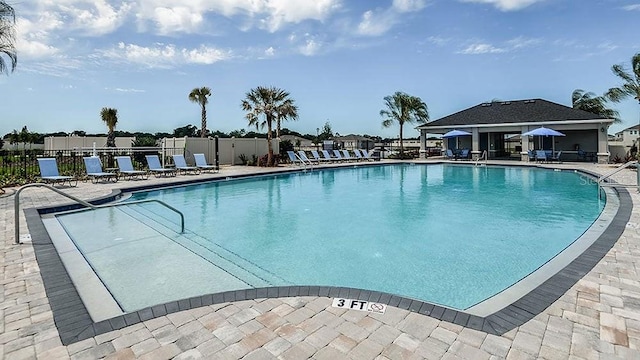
[116,204,285,287]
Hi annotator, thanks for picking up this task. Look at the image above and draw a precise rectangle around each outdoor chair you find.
[535,150,548,163]
[297,151,318,164]
[311,150,331,163]
[445,149,456,160]
[287,151,303,166]
[193,153,218,173]
[145,155,177,177]
[115,156,148,180]
[341,150,355,161]
[332,150,345,161]
[321,150,335,162]
[360,149,375,161]
[353,149,365,161]
[527,150,536,162]
[551,151,562,163]
[83,157,118,183]
[459,149,470,160]
[37,158,77,187]
[172,154,200,175]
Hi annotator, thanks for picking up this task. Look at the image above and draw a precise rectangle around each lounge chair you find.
[341,150,355,161]
[322,150,335,162]
[298,151,318,164]
[145,155,177,177]
[535,150,548,163]
[172,154,200,175]
[115,156,148,180]
[311,150,331,163]
[287,151,303,166]
[445,149,456,160]
[333,150,345,161]
[360,149,375,161]
[459,149,470,160]
[551,151,562,163]
[37,158,77,187]
[194,153,218,173]
[353,149,365,161]
[527,150,536,162]
[83,157,118,183]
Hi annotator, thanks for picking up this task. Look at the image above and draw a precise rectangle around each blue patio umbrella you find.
[442,129,472,150]
[522,126,565,153]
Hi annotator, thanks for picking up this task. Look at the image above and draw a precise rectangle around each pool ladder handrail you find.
[596,160,639,192]
[294,152,313,171]
[474,150,488,167]
[14,183,185,244]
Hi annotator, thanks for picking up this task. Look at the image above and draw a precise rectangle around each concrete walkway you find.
[1,161,639,359]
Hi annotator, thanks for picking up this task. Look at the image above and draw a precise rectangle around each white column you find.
[521,125,530,161]
[419,129,427,159]
[471,127,480,160]
[597,124,610,164]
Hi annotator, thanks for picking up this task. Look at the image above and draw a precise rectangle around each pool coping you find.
[24,163,632,345]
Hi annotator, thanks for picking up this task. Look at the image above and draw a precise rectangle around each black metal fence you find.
[0,147,181,187]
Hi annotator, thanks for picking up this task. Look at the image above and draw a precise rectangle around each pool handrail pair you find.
[14,183,185,244]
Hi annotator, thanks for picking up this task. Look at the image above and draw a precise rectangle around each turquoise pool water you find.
[56,164,604,311]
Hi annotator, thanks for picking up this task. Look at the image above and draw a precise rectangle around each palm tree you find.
[241,86,298,166]
[275,104,298,138]
[572,89,620,122]
[100,107,118,147]
[188,87,212,138]
[607,53,640,119]
[380,91,429,158]
[0,1,17,74]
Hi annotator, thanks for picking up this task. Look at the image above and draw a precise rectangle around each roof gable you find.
[419,99,609,128]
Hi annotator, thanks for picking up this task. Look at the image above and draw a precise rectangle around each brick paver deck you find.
[2,160,640,359]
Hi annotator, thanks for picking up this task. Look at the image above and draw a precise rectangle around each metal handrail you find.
[295,153,313,171]
[475,150,488,166]
[597,160,639,193]
[14,183,185,244]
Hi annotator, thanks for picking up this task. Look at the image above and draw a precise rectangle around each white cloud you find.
[151,6,204,34]
[427,35,450,46]
[459,0,542,11]
[392,0,428,13]
[356,10,396,36]
[112,87,146,93]
[299,39,321,56]
[622,4,640,11]
[505,36,542,49]
[15,16,61,59]
[100,42,232,68]
[265,46,276,56]
[459,43,506,54]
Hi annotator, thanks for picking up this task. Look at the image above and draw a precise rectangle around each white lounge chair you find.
[37,158,77,187]
[194,153,218,173]
[115,156,148,180]
[83,157,118,183]
[172,154,200,175]
[145,155,177,177]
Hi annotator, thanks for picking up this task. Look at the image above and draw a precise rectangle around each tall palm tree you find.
[241,86,298,166]
[572,89,620,122]
[100,107,118,147]
[188,87,212,138]
[275,103,298,138]
[607,53,640,119]
[0,1,17,74]
[380,91,429,158]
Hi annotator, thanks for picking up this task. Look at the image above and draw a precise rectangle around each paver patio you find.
[1,160,639,359]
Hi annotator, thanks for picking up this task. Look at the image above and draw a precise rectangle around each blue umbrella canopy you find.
[522,127,565,137]
[442,129,472,138]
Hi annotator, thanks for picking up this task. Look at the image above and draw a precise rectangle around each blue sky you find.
[2,0,639,138]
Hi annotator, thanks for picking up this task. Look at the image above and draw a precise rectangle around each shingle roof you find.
[418,99,609,128]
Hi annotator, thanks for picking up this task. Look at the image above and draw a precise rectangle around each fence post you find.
[215,136,219,170]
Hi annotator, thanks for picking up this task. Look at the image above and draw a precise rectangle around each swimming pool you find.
[54,164,605,313]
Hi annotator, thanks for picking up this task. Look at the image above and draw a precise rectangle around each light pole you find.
[316,127,320,151]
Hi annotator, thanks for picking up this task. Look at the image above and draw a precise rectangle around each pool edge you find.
[24,164,632,344]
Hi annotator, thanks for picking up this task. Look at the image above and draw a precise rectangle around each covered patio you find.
[417,99,614,163]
